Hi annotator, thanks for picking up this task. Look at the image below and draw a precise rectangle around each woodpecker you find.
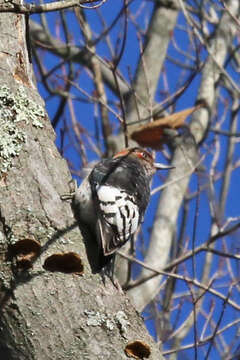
[73,147,173,271]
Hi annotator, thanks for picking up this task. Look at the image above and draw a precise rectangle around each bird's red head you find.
[114,147,174,171]
[114,147,153,163]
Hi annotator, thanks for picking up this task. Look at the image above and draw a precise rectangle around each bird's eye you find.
[138,150,152,161]
[140,151,147,159]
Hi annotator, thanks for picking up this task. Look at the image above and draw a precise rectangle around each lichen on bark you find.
[0,85,44,174]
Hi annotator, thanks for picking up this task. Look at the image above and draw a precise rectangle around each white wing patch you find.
[97,185,139,242]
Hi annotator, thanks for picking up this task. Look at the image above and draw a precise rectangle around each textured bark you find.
[0,5,164,360]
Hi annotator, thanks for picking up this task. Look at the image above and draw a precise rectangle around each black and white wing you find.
[95,185,140,255]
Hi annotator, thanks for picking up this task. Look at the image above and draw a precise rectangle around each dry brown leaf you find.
[131,104,203,149]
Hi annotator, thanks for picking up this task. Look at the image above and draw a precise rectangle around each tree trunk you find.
[0,5,164,359]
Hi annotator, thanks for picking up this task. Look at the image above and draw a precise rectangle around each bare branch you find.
[0,0,107,14]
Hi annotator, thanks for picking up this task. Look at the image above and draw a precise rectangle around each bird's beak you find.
[154,163,175,170]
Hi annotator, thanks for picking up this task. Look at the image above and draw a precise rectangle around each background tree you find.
[0,0,240,359]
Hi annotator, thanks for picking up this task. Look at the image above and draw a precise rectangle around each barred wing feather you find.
[96,185,140,256]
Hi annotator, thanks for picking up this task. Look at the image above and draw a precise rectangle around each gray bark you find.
[0,5,164,359]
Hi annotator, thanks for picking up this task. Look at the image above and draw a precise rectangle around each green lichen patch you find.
[84,310,115,330]
[84,309,129,335]
[0,85,45,174]
[13,86,45,127]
